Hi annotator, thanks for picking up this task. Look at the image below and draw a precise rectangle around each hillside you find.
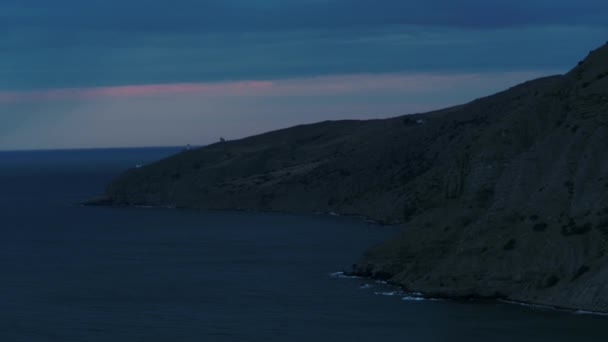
[93,43,608,312]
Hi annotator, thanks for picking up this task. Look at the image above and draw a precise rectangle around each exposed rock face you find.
[96,43,608,312]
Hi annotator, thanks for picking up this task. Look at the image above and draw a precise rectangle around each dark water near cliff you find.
[0,148,606,341]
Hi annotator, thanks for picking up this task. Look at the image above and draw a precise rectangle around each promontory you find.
[91,43,608,313]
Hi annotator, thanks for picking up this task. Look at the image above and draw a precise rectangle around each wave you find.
[329,271,361,279]
[330,271,442,303]
[374,291,401,296]
[499,299,608,316]
[574,310,608,317]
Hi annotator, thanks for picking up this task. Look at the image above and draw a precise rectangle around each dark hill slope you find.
[355,43,608,312]
[98,74,564,224]
[96,43,608,311]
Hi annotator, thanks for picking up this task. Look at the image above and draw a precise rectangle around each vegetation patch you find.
[503,239,517,251]
[561,219,592,236]
[459,216,474,227]
[338,169,352,177]
[571,265,590,281]
[475,188,495,206]
[596,71,608,80]
[373,271,393,281]
[597,219,608,240]
[402,117,418,126]
[503,211,525,224]
[402,204,417,221]
[597,218,608,229]
[542,275,560,289]
[532,222,548,232]
[563,180,574,195]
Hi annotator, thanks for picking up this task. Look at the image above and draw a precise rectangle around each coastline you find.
[85,199,608,317]
[343,270,608,317]
[83,198,400,227]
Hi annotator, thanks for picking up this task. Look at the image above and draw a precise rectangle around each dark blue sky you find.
[1,0,607,149]
[4,0,608,31]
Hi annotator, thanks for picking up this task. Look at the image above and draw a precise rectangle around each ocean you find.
[0,148,606,341]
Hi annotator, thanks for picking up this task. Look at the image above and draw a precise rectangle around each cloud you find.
[0,81,273,102]
[2,0,608,32]
[1,25,606,91]
[0,70,552,103]
[0,70,557,150]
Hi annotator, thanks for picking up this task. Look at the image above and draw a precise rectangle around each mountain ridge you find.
[93,42,608,312]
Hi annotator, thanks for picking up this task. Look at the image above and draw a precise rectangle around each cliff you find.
[94,43,608,312]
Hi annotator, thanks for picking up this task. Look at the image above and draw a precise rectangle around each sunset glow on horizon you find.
[0,70,553,104]
[0,80,275,103]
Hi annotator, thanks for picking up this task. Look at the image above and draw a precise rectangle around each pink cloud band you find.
[0,80,274,102]
[0,71,551,103]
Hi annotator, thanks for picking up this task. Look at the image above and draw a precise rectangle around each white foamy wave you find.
[498,299,555,311]
[574,310,608,316]
[329,271,360,279]
[374,291,401,296]
[499,299,608,316]
[359,284,373,289]
[400,291,444,302]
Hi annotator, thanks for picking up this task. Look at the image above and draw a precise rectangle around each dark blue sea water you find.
[0,148,606,341]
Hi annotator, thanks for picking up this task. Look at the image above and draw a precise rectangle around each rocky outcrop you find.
[94,43,608,312]
[355,43,608,312]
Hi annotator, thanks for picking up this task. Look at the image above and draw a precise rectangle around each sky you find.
[1,0,607,150]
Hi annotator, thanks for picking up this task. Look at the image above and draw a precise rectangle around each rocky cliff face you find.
[96,43,608,312]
